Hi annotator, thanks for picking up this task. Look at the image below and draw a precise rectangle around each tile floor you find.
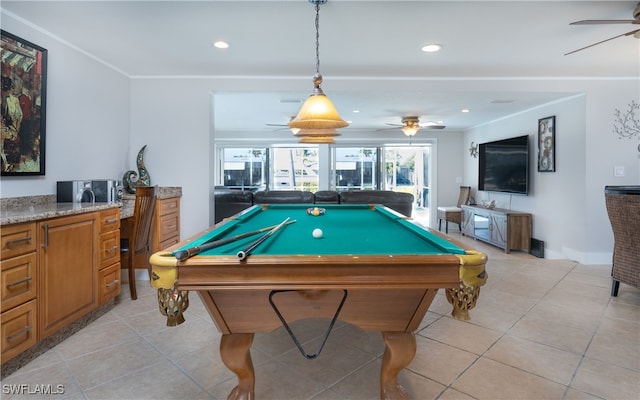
[2,232,639,400]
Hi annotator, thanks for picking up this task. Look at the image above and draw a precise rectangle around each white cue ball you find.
[312,228,323,239]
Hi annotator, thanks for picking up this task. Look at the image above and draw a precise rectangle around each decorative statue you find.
[123,145,151,194]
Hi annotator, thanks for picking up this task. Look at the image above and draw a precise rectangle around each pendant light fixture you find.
[289,0,349,139]
[293,128,341,144]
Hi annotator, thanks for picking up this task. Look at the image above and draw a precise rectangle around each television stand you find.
[461,205,532,253]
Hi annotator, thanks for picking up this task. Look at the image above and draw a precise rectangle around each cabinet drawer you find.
[1,223,37,260]
[1,299,37,362]
[159,236,180,251]
[99,230,120,269]
[158,213,179,243]
[1,253,37,312]
[98,262,121,304]
[157,197,180,216]
[99,208,120,233]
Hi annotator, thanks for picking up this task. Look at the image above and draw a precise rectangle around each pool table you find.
[149,204,487,400]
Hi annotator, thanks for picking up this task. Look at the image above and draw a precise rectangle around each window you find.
[220,148,266,190]
[216,144,431,209]
[271,148,319,191]
[384,145,431,207]
[333,147,377,191]
[218,147,320,191]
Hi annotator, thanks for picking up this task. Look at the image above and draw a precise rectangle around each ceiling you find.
[2,1,639,134]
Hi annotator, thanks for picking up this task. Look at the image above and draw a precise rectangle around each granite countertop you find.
[1,187,181,226]
[120,187,182,220]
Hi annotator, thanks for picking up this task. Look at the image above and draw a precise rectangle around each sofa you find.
[214,189,415,223]
[213,190,254,223]
[253,190,315,204]
[339,190,414,217]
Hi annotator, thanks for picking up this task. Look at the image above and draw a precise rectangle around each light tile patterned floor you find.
[2,232,639,400]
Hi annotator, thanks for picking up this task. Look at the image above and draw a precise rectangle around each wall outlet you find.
[614,165,625,177]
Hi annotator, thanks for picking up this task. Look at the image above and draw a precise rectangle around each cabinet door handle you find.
[6,276,32,287]
[105,279,120,289]
[5,236,32,247]
[106,246,119,253]
[106,218,118,223]
[7,325,32,341]
[42,224,49,248]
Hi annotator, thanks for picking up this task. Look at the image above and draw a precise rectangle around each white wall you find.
[0,13,130,198]
[129,79,212,238]
[464,79,639,263]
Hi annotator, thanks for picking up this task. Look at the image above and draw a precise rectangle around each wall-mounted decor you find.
[613,100,640,152]
[469,142,478,158]
[538,115,555,172]
[1,30,47,176]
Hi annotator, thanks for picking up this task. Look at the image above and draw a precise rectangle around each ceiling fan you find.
[565,2,640,55]
[377,116,445,137]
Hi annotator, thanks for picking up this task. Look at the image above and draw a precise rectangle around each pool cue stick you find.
[237,217,291,261]
[172,220,296,261]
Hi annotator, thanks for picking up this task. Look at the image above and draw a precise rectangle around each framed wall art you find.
[538,115,555,172]
[1,30,47,176]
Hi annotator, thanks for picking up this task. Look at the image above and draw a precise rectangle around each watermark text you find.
[2,384,65,395]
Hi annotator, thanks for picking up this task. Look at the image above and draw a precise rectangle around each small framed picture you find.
[538,116,555,172]
[1,30,48,176]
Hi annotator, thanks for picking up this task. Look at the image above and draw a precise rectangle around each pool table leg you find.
[220,333,255,400]
[380,331,416,400]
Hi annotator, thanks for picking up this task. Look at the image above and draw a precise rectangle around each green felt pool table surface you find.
[178,204,465,257]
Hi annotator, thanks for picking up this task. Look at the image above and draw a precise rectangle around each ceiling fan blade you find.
[565,28,640,55]
[570,19,638,25]
[375,126,401,132]
[422,125,446,130]
[265,124,292,132]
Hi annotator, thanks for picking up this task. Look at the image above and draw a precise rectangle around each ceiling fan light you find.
[402,126,419,137]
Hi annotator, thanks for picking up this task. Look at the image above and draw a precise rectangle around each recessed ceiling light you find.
[461,109,470,113]
[352,110,360,113]
[213,41,229,49]
[421,44,442,53]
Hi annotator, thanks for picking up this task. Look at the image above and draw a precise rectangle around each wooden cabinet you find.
[462,205,532,253]
[1,223,38,362]
[152,196,180,253]
[97,208,121,304]
[1,207,123,364]
[38,213,98,340]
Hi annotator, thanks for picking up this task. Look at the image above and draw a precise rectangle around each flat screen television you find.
[478,135,529,195]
